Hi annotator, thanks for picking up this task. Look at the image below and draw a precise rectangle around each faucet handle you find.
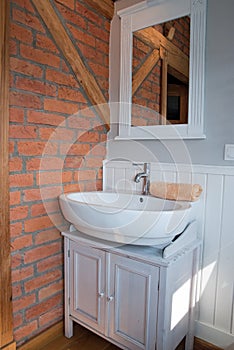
[144,162,151,174]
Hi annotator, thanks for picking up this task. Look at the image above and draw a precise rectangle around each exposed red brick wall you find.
[132,16,190,126]
[9,0,109,345]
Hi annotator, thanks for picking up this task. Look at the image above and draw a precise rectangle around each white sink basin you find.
[59,191,192,246]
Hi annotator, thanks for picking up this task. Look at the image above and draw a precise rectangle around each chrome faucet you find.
[134,163,151,195]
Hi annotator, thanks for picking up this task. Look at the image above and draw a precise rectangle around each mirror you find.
[116,0,207,139]
[132,16,190,126]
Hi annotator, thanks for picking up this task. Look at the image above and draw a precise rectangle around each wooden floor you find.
[37,323,184,350]
[37,323,221,350]
[40,324,119,350]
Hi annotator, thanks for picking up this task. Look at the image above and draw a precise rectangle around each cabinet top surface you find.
[62,230,200,266]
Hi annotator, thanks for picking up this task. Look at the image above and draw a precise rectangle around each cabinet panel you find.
[108,254,159,350]
[70,242,106,333]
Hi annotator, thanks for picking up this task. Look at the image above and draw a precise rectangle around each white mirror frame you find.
[116,0,207,140]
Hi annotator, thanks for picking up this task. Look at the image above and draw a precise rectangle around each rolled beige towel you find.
[150,182,202,201]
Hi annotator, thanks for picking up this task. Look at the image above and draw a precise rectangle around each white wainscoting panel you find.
[103,160,234,348]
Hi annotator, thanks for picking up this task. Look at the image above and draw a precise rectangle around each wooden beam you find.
[132,49,160,95]
[167,48,188,81]
[167,26,175,41]
[135,27,189,79]
[168,65,189,85]
[32,0,110,129]
[134,28,160,50]
[0,1,16,349]
[85,0,114,20]
[160,47,168,125]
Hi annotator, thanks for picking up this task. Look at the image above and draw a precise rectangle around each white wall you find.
[106,0,234,347]
[108,0,234,166]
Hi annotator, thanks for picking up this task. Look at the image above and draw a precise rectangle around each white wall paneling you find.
[103,160,234,348]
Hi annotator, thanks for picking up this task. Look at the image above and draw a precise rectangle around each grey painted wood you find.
[63,229,200,350]
[70,243,106,334]
[108,254,158,349]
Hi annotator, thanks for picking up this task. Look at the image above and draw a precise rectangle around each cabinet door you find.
[108,254,159,350]
[70,242,106,334]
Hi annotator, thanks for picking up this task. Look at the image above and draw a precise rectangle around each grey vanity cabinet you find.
[63,230,200,350]
[66,238,159,350]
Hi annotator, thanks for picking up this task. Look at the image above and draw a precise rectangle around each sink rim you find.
[59,190,194,246]
[60,191,191,213]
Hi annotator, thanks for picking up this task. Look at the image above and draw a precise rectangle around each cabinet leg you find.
[65,317,73,338]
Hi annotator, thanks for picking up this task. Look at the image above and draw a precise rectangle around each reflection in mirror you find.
[132,16,190,126]
[132,16,190,127]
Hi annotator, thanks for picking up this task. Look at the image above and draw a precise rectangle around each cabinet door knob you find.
[98,292,104,298]
[107,295,114,302]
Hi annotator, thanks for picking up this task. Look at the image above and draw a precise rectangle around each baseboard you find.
[195,320,234,349]
[17,321,63,350]
[1,342,16,350]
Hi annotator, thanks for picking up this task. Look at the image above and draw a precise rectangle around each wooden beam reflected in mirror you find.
[132,16,190,127]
